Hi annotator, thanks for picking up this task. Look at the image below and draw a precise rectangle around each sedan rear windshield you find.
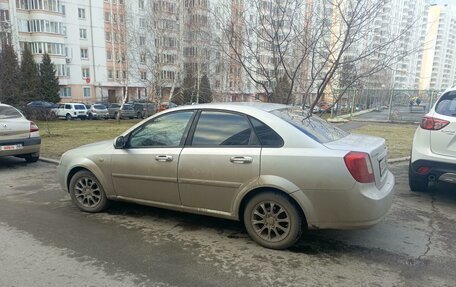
[93,104,106,109]
[271,108,348,143]
[0,106,23,119]
[74,105,86,110]
[435,92,456,117]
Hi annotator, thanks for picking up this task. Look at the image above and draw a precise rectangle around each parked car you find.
[0,103,40,162]
[107,103,136,119]
[26,100,58,110]
[158,101,177,112]
[128,102,156,119]
[86,104,109,120]
[57,103,395,250]
[318,102,331,113]
[54,103,88,120]
[409,88,456,192]
[23,101,58,120]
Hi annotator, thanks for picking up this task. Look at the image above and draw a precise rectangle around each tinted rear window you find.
[435,92,456,117]
[271,108,348,143]
[74,105,86,110]
[93,104,106,109]
[0,106,23,119]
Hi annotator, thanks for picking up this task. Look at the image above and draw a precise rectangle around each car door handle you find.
[230,156,253,164]
[155,155,173,162]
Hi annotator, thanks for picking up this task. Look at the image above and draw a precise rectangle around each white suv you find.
[54,103,88,120]
[409,88,456,191]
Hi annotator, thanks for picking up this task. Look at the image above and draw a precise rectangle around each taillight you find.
[30,122,39,133]
[344,152,374,183]
[420,117,449,130]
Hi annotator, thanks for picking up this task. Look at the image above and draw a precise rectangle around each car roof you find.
[170,102,289,113]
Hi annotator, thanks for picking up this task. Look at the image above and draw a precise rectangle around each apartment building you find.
[419,3,456,90]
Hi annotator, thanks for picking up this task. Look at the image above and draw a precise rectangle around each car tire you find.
[137,112,143,119]
[69,170,109,213]
[24,153,39,163]
[409,164,428,192]
[88,114,93,120]
[66,113,72,120]
[243,191,303,249]
[114,112,119,119]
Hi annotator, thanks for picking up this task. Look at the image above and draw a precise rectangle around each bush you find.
[22,107,57,121]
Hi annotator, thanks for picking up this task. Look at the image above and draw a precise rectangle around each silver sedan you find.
[0,104,41,162]
[57,103,395,249]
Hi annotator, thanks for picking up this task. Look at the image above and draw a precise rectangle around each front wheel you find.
[243,191,303,249]
[65,113,72,120]
[69,170,109,213]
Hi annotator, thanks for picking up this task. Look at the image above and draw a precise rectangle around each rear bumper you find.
[0,137,41,157]
[410,159,456,184]
[306,171,395,229]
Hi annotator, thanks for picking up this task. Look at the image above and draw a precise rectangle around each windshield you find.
[0,106,23,119]
[93,104,106,109]
[271,108,348,143]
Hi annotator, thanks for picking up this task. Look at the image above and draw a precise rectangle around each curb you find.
[40,155,411,166]
[39,157,59,165]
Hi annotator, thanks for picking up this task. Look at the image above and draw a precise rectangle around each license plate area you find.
[1,144,23,151]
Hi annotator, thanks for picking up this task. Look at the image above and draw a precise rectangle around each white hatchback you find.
[410,88,456,191]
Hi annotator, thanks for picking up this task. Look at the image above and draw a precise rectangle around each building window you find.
[106,50,112,60]
[82,67,90,78]
[139,18,145,28]
[107,69,113,79]
[80,48,88,59]
[83,87,91,98]
[60,87,71,98]
[104,12,110,22]
[140,53,146,63]
[79,28,87,39]
[139,36,145,46]
[105,32,111,42]
[140,71,147,80]
[78,8,86,19]
[139,0,144,9]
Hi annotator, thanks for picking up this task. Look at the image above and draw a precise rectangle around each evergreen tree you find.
[39,53,60,103]
[199,75,212,104]
[272,74,291,104]
[20,45,40,103]
[0,43,21,106]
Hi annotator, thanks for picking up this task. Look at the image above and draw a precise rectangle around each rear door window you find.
[435,92,456,117]
[191,111,257,146]
[271,108,348,143]
[249,117,283,147]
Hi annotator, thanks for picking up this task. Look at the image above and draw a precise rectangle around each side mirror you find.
[113,136,126,149]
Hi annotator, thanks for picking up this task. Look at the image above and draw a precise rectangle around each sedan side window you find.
[128,111,194,148]
[191,111,257,146]
[249,117,283,147]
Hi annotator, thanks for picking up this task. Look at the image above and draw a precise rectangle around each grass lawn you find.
[352,123,418,159]
[37,119,141,159]
[36,119,418,160]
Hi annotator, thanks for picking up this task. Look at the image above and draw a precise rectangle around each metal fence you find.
[330,89,445,123]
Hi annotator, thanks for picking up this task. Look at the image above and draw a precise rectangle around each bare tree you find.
[214,0,422,114]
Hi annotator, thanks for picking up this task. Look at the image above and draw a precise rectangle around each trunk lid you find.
[324,133,389,189]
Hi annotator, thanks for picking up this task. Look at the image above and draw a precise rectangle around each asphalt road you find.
[1,158,455,286]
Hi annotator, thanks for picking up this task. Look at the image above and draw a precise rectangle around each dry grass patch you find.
[37,119,141,159]
[352,123,418,159]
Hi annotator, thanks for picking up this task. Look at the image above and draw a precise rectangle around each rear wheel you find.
[243,191,303,249]
[65,113,72,120]
[24,153,39,163]
[137,112,143,119]
[409,164,428,192]
[88,113,93,120]
[69,170,109,213]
